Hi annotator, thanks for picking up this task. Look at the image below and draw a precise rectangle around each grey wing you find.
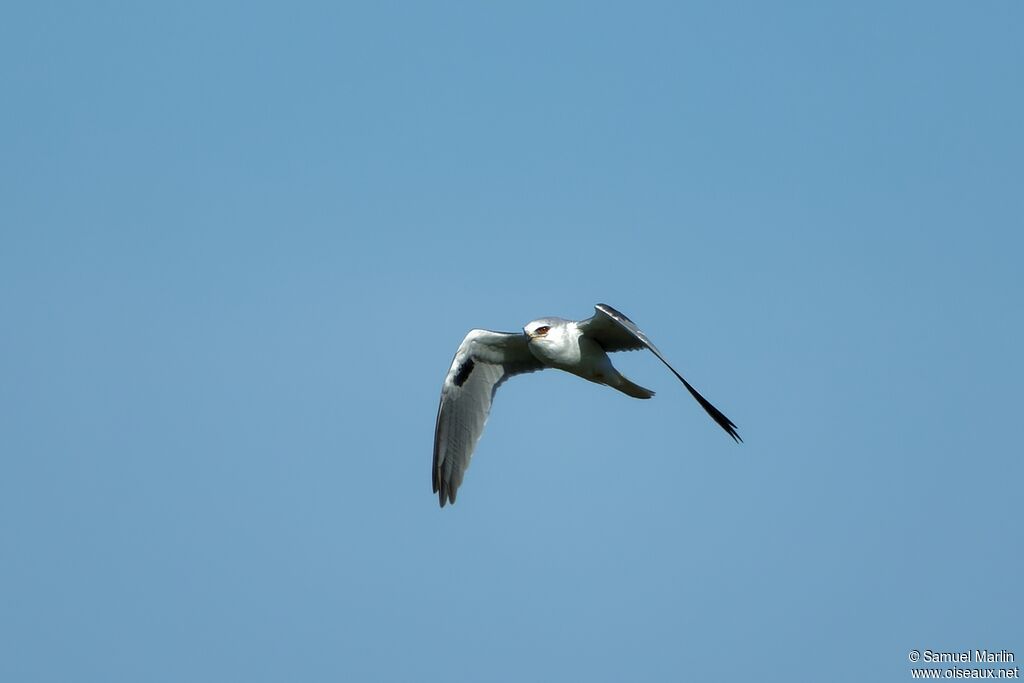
[578,304,742,443]
[432,329,545,507]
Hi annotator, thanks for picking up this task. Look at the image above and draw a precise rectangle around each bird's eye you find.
[535,326,550,336]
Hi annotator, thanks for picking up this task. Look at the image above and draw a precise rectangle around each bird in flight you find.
[432,303,741,507]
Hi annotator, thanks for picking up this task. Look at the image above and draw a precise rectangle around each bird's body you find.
[432,304,740,507]
[525,318,653,398]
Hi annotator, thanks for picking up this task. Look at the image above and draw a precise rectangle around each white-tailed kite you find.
[432,303,741,506]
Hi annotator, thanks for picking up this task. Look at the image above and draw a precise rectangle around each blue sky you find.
[2,2,1021,681]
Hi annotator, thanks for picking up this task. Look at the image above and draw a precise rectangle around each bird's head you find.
[524,317,566,345]
[524,320,551,339]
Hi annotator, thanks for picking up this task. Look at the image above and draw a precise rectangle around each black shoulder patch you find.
[453,358,475,387]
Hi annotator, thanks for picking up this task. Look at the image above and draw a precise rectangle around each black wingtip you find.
[432,466,449,507]
[434,479,452,508]
[594,302,742,442]
[679,376,742,443]
[434,479,455,508]
[713,413,743,443]
[725,421,743,444]
[707,405,742,443]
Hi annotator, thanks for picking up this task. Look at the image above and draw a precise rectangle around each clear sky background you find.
[2,2,1021,681]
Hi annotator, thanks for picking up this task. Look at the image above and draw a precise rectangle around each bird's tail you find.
[615,375,655,399]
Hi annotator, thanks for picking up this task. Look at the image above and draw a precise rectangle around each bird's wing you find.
[577,303,742,442]
[433,329,545,507]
